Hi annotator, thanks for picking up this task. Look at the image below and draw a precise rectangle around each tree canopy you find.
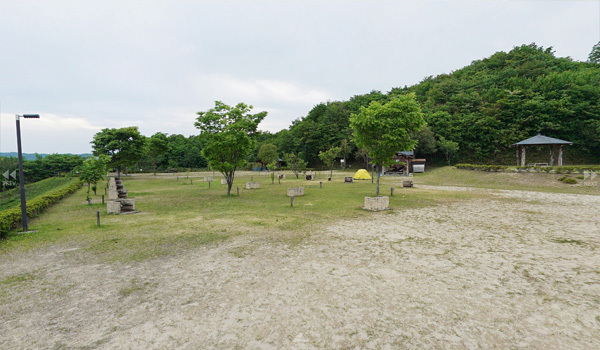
[256,43,600,166]
[77,155,109,199]
[146,132,169,175]
[195,101,267,195]
[350,93,425,195]
[588,41,600,64]
[257,143,278,170]
[91,127,146,176]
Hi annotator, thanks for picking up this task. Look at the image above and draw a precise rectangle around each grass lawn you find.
[1,167,597,261]
[0,177,77,210]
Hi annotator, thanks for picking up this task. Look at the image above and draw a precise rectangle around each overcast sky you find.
[1,0,599,154]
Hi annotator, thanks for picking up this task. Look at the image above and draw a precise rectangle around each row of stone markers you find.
[107,176,136,214]
[234,175,413,212]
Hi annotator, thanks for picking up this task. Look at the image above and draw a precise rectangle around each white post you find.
[558,145,563,166]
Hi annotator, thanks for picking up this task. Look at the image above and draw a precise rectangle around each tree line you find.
[257,43,600,166]
[4,42,599,190]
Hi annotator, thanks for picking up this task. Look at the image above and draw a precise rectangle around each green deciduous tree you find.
[77,155,109,199]
[437,136,459,165]
[91,127,146,177]
[146,132,168,175]
[257,143,278,171]
[339,139,352,169]
[318,146,341,179]
[195,101,267,195]
[588,41,600,64]
[350,93,425,195]
[282,152,307,179]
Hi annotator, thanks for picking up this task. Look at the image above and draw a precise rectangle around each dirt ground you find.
[1,186,599,349]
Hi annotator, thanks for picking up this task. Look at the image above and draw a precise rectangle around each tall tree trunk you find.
[225,170,234,195]
[376,166,380,196]
[87,183,91,199]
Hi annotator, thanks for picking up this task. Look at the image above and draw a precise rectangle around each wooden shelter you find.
[512,134,572,166]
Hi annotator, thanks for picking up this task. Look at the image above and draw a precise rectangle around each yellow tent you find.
[353,169,372,180]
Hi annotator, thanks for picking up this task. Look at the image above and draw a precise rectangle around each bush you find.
[557,175,577,184]
[456,164,508,172]
[0,180,82,239]
[561,177,578,184]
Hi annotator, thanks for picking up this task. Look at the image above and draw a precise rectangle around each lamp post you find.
[16,114,40,232]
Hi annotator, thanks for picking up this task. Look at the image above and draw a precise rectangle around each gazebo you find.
[512,134,573,166]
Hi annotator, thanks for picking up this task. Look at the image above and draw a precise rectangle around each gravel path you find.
[1,187,599,349]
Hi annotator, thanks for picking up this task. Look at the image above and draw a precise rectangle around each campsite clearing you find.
[1,168,599,348]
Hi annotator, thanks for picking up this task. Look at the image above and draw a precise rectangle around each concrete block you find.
[287,187,304,197]
[363,196,390,211]
[246,182,260,189]
[107,200,121,214]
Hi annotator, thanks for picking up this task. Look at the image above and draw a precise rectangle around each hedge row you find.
[516,165,600,174]
[456,164,600,174]
[0,179,82,239]
[455,164,508,172]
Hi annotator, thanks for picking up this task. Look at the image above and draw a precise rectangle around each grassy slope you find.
[420,166,600,194]
[0,177,77,211]
[1,167,597,261]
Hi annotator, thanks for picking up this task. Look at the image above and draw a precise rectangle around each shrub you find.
[561,177,578,184]
[0,180,82,239]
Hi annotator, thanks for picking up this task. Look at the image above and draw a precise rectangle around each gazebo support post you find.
[549,146,555,166]
[520,146,526,166]
[558,145,563,166]
[516,147,520,166]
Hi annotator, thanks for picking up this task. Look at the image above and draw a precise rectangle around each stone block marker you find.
[107,199,136,214]
[108,177,119,200]
[107,200,121,214]
[221,179,228,185]
[246,182,260,189]
[363,196,390,211]
[107,176,136,214]
[287,186,304,197]
[344,177,354,183]
[403,180,414,188]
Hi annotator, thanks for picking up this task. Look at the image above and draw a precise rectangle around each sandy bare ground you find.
[1,187,599,349]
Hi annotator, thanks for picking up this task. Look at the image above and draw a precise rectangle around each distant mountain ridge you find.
[0,152,91,160]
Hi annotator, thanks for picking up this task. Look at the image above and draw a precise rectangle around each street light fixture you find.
[16,114,40,232]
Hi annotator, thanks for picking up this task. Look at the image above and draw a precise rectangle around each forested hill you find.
[262,44,600,165]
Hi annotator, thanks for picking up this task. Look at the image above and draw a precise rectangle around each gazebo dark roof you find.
[512,134,573,146]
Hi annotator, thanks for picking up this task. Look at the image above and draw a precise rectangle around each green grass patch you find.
[420,167,599,194]
[550,238,585,245]
[0,171,488,262]
[2,168,596,263]
[0,272,36,285]
[119,278,157,298]
[0,177,76,211]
